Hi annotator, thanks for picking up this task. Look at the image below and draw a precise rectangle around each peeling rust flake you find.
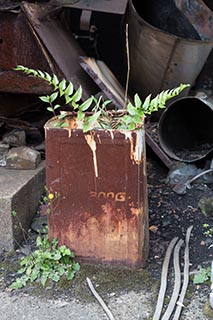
[120,129,144,164]
[85,133,98,178]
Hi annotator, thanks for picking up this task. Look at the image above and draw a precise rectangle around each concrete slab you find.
[0,161,45,251]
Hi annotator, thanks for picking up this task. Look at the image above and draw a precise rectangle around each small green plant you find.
[9,235,80,290]
[193,265,211,284]
[203,223,213,238]
[14,65,190,132]
[11,210,17,217]
[40,186,62,215]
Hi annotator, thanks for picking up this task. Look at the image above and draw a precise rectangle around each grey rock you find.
[198,197,213,217]
[166,163,200,186]
[5,147,41,170]
[3,129,26,147]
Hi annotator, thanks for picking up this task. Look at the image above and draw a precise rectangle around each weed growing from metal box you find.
[14,65,189,132]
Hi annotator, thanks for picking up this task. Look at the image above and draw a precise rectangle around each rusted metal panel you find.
[174,0,213,40]
[21,2,98,101]
[52,0,128,15]
[125,0,213,102]
[0,71,53,95]
[45,120,149,268]
[0,10,53,94]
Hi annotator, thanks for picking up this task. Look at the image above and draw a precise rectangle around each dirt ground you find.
[147,150,213,273]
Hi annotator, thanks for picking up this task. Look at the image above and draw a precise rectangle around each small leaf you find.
[14,65,25,71]
[53,252,61,260]
[9,278,25,290]
[52,74,59,88]
[53,121,61,127]
[127,102,137,116]
[65,82,74,96]
[18,268,26,274]
[142,94,151,111]
[11,210,17,217]
[39,96,50,103]
[45,72,52,82]
[72,101,79,110]
[59,79,67,96]
[58,112,67,119]
[82,123,90,133]
[122,115,133,124]
[77,110,85,121]
[49,92,58,103]
[193,266,211,284]
[30,269,40,282]
[65,95,72,105]
[72,86,82,103]
[60,122,69,128]
[134,93,142,109]
[67,270,75,281]
[102,100,112,108]
[79,97,93,111]
[127,122,136,130]
[41,272,48,286]
[54,104,61,110]
[83,111,101,132]
[37,70,45,78]
[36,236,43,247]
[47,107,54,112]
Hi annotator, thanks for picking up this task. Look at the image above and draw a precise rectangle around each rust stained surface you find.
[21,2,98,101]
[174,0,213,40]
[126,0,213,103]
[0,11,53,94]
[45,122,149,268]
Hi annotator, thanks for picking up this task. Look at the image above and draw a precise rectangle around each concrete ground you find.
[0,287,210,320]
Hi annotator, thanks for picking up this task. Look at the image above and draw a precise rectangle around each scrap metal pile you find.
[0,0,212,171]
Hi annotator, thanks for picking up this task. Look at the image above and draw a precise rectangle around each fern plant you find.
[14,65,189,132]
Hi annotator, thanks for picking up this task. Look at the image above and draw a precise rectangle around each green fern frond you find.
[143,83,190,114]
[14,65,190,132]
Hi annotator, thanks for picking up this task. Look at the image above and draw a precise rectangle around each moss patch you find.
[1,254,160,304]
[203,301,213,318]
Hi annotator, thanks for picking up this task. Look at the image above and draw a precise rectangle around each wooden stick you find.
[153,236,179,320]
[86,277,115,320]
[124,23,130,110]
[172,225,193,320]
[162,239,184,320]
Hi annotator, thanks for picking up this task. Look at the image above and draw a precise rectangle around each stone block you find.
[0,161,45,251]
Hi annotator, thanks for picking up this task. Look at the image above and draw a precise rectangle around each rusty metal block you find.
[45,120,149,268]
[21,2,98,100]
[0,10,52,94]
[0,3,97,98]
